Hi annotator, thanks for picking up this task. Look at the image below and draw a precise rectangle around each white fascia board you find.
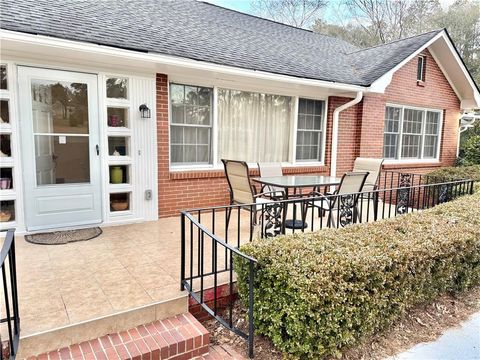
[0,29,367,93]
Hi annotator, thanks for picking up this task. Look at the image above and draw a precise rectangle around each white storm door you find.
[18,67,102,231]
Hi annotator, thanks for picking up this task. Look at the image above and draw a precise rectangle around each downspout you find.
[330,91,363,177]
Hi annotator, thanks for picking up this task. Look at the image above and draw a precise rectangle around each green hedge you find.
[235,191,480,359]
[427,165,480,182]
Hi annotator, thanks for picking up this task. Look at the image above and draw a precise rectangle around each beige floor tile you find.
[128,263,177,289]
[93,267,133,287]
[65,296,114,323]
[21,308,70,335]
[145,284,183,302]
[101,280,152,311]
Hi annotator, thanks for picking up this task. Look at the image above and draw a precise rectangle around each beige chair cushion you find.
[224,161,255,204]
[353,158,384,190]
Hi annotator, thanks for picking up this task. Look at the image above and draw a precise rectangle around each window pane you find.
[32,79,89,134]
[384,106,401,133]
[171,104,185,124]
[171,145,183,163]
[107,107,128,128]
[0,99,9,124]
[35,135,90,185]
[403,109,423,134]
[185,86,198,105]
[425,111,440,135]
[218,88,293,163]
[423,135,437,158]
[383,133,398,159]
[0,65,7,90]
[106,78,128,99]
[417,57,424,81]
[171,126,183,144]
[108,137,129,156]
[169,83,213,165]
[296,98,324,161]
[170,84,184,104]
[401,134,422,158]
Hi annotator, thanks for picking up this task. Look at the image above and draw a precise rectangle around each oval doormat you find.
[25,227,102,245]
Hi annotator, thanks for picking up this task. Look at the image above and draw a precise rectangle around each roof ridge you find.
[347,28,444,55]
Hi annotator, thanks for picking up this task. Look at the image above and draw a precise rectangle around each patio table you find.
[252,175,341,229]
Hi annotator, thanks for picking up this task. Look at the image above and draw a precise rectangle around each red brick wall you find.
[360,48,460,172]
[156,48,460,217]
[327,97,362,176]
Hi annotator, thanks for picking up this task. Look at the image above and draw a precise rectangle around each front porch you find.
[14,219,187,357]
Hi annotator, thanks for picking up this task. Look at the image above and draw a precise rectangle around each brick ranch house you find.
[0,0,479,231]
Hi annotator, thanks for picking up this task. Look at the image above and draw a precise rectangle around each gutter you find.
[330,91,363,177]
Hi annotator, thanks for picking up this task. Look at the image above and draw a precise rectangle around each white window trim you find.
[168,81,327,171]
[294,96,328,165]
[383,103,443,164]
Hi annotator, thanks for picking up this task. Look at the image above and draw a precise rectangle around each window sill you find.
[417,80,426,87]
[168,163,328,180]
[382,160,443,170]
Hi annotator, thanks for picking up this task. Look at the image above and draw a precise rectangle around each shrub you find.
[462,135,480,165]
[427,165,480,192]
[235,192,480,359]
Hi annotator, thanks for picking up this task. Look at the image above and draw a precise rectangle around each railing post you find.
[470,180,475,195]
[248,260,255,359]
[180,212,186,291]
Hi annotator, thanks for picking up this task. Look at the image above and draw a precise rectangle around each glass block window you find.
[170,83,213,165]
[296,98,325,162]
[383,105,441,160]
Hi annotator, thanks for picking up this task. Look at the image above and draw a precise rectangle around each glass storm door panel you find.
[18,67,102,231]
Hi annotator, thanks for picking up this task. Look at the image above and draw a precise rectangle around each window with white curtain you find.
[217,88,293,163]
[296,98,325,161]
[383,105,442,160]
[170,83,213,164]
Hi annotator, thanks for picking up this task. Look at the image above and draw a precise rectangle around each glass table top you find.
[252,175,341,188]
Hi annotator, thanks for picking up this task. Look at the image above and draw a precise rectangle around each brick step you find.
[25,313,209,360]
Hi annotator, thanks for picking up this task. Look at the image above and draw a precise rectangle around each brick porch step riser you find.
[26,313,209,360]
[18,297,188,358]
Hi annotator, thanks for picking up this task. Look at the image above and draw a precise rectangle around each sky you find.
[203,0,458,26]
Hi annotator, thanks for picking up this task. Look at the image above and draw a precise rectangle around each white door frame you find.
[18,66,103,231]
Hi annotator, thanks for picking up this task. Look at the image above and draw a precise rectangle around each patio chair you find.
[304,172,369,228]
[222,159,285,231]
[257,162,285,199]
[353,158,384,220]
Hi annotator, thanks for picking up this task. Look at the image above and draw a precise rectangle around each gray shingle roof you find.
[0,0,442,86]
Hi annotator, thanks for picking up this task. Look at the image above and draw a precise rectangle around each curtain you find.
[217,88,293,163]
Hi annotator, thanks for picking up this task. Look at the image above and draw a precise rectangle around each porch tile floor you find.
[14,219,187,337]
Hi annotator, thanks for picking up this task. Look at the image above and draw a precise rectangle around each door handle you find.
[96,144,100,156]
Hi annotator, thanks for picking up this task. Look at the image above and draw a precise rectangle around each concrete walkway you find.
[389,312,480,360]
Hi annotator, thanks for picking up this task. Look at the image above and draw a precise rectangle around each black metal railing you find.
[1,229,19,360]
[180,176,474,358]
[180,211,257,358]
